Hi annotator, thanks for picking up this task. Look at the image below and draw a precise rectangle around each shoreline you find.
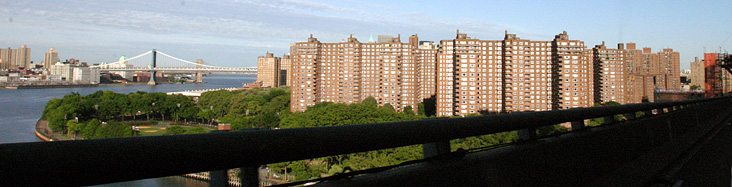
[5,84,99,89]
[34,120,70,142]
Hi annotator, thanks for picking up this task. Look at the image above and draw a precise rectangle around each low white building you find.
[50,62,74,81]
[72,66,100,84]
[47,74,62,81]
[0,76,19,82]
[50,62,100,83]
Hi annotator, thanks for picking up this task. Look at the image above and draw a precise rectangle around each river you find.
[0,74,256,187]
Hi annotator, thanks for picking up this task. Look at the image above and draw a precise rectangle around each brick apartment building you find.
[280,31,680,116]
[257,52,281,88]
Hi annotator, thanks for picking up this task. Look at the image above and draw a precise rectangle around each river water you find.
[0,74,256,187]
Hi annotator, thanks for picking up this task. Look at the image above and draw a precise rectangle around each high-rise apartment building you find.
[436,31,503,116]
[0,45,31,69]
[281,54,292,86]
[658,48,681,91]
[257,52,281,87]
[417,41,438,100]
[13,45,31,69]
[552,31,593,109]
[690,57,705,89]
[502,32,551,112]
[287,31,680,116]
[592,42,626,104]
[44,48,60,69]
[619,44,680,102]
[436,31,592,116]
[0,48,11,68]
[290,34,424,112]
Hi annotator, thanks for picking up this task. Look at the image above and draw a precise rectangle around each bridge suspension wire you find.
[93,50,256,71]
[93,50,153,68]
[121,50,153,63]
[156,51,219,68]
[200,60,219,66]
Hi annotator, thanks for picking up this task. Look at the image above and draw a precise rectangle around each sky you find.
[1,0,731,69]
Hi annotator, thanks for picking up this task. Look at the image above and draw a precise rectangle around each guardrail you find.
[1,96,730,186]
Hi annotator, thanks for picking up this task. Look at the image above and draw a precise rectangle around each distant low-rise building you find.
[50,62,99,83]
[97,56,133,80]
[50,62,74,81]
[44,48,60,69]
[72,66,100,84]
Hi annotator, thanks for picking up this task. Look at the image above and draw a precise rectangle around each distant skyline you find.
[1,0,731,69]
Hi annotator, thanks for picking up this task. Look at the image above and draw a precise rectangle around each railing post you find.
[209,170,228,187]
[239,166,259,187]
[209,130,229,187]
[518,128,537,140]
[422,141,451,159]
[571,120,585,131]
[625,112,636,120]
[603,115,615,124]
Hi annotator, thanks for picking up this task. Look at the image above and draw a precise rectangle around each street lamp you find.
[209,106,214,125]
[149,102,155,120]
[176,103,181,123]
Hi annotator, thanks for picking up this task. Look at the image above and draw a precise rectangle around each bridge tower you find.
[196,59,203,83]
[147,49,158,85]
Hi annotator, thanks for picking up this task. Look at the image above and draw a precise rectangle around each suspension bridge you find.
[92,49,256,85]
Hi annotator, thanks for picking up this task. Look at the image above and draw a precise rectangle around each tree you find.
[402,106,415,115]
[536,124,568,137]
[65,120,79,137]
[361,97,377,108]
[588,101,623,126]
[691,85,702,90]
[185,127,208,134]
[165,125,187,135]
[80,119,102,138]
[417,103,425,116]
[382,103,394,112]
[198,90,233,117]
[197,110,216,125]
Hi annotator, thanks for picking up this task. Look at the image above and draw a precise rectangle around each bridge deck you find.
[673,123,732,186]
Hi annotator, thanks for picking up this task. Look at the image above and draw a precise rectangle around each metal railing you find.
[1,96,730,186]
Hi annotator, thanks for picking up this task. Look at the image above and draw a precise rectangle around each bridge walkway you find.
[672,124,732,186]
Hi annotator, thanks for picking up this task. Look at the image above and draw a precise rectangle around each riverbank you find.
[34,120,71,141]
[5,83,98,89]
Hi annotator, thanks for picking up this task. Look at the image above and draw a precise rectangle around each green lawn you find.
[137,125,212,136]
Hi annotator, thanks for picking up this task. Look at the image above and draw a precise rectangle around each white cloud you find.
[0,0,534,66]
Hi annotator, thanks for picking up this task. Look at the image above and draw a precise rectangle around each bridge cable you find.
[156,51,220,68]
[91,50,152,67]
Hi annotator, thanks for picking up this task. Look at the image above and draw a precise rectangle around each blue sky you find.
[1,0,731,69]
